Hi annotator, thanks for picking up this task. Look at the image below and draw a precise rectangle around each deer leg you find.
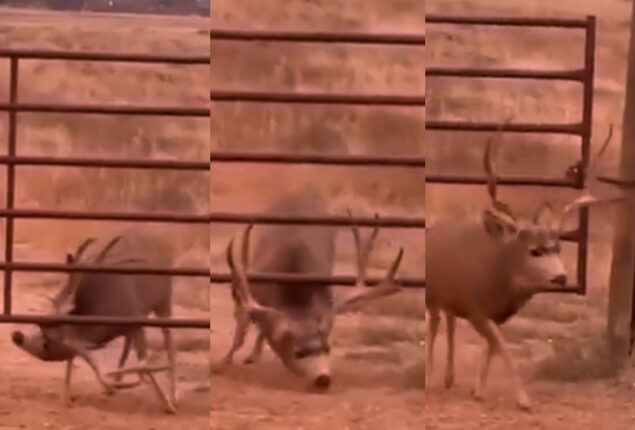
[470,318,531,411]
[243,331,265,365]
[114,334,133,383]
[131,328,151,384]
[73,347,115,396]
[63,358,74,406]
[160,326,178,411]
[444,312,456,388]
[425,306,440,389]
[214,307,251,371]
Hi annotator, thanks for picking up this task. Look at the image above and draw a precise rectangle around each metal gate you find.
[210,28,426,289]
[426,14,597,295]
[0,48,210,328]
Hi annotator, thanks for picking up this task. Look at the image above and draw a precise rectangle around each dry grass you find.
[211,0,425,218]
[534,332,620,381]
[0,8,209,311]
[426,0,631,280]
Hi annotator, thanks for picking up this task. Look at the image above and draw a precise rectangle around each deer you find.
[11,231,178,413]
[425,122,625,411]
[212,185,405,390]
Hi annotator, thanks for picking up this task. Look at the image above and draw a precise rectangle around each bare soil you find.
[0,284,209,429]
[211,280,424,430]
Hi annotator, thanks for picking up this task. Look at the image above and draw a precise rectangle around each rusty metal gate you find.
[210,29,426,289]
[0,48,209,328]
[426,14,597,295]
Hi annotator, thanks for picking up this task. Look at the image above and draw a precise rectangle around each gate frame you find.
[210,28,427,289]
[426,14,597,295]
[0,48,210,328]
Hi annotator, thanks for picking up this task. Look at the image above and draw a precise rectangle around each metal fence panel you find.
[210,27,426,289]
[0,49,210,327]
[211,14,596,296]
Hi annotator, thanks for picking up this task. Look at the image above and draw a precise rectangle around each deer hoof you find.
[471,387,484,402]
[517,393,532,411]
[243,356,257,365]
[164,402,177,415]
[444,372,454,388]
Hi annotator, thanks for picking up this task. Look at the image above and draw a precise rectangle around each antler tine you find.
[360,214,381,278]
[483,116,517,219]
[225,235,250,305]
[346,209,364,282]
[384,246,404,281]
[588,123,614,175]
[73,238,96,262]
[557,193,626,235]
[241,224,254,270]
[347,211,380,286]
[556,124,620,235]
[95,236,123,263]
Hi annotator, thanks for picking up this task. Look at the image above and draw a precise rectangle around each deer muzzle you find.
[295,353,331,391]
[11,329,75,362]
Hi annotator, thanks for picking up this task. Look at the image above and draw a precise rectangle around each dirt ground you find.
[0,6,209,429]
[425,0,635,427]
[211,260,424,430]
[0,279,209,429]
[424,306,635,429]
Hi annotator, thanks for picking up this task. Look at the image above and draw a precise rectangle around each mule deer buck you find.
[212,186,404,390]
[425,123,624,411]
[11,232,178,413]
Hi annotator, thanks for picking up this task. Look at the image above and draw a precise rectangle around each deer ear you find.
[533,202,555,227]
[482,209,517,238]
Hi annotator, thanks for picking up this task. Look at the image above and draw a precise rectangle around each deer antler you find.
[95,236,123,263]
[347,209,380,288]
[556,124,626,235]
[73,238,97,262]
[225,225,255,308]
[49,237,98,310]
[483,116,517,221]
[334,210,404,314]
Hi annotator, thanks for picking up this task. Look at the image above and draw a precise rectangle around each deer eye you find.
[294,348,311,359]
[530,248,543,257]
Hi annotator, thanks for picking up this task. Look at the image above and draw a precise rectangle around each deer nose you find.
[11,331,24,346]
[313,374,331,390]
[551,274,567,286]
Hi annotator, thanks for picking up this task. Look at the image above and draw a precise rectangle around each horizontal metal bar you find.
[210,272,425,287]
[0,155,208,170]
[426,14,590,28]
[560,229,580,242]
[533,286,582,294]
[426,67,585,81]
[426,174,579,188]
[0,261,209,277]
[0,102,208,117]
[596,175,635,188]
[210,29,426,45]
[211,90,425,106]
[210,151,425,167]
[0,49,209,64]
[426,121,583,135]
[0,313,209,328]
[0,208,209,223]
[210,212,425,228]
